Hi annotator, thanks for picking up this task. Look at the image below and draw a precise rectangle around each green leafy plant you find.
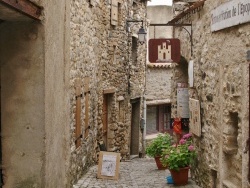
[160,133,196,170]
[145,133,173,157]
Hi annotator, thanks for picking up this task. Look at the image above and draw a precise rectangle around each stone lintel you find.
[146,99,171,105]
[103,88,116,94]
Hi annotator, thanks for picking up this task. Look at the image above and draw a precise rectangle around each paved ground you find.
[73,157,201,188]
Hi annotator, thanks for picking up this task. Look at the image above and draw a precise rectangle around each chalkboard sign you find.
[97,151,120,180]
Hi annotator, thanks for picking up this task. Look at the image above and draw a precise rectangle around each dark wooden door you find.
[130,99,140,156]
[249,64,250,182]
[0,83,2,187]
[103,95,108,148]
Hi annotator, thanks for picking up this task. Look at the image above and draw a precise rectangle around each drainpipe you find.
[142,96,147,157]
[248,50,250,182]
[244,50,250,182]
[142,26,148,157]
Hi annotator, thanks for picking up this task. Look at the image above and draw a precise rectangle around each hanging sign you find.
[211,0,250,32]
[148,39,181,63]
[188,60,194,87]
[177,83,189,118]
[189,98,201,137]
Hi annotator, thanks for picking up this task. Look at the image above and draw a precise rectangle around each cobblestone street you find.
[73,157,200,188]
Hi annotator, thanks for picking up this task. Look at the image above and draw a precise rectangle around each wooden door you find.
[249,64,250,182]
[102,94,108,148]
[0,75,2,187]
[130,99,140,156]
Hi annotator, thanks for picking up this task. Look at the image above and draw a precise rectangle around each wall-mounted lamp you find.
[126,20,147,44]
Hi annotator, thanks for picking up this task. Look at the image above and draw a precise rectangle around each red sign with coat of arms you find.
[148,39,181,63]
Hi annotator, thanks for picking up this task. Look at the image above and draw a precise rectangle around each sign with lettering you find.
[189,98,201,137]
[148,39,180,63]
[177,83,189,118]
[97,151,120,180]
[211,0,250,32]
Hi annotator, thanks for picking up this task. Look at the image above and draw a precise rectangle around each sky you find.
[147,0,172,6]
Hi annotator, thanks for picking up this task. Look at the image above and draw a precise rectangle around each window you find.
[146,104,172,135]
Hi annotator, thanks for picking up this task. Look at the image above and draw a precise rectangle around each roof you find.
[168,0,206,24]
[147,63,177,68]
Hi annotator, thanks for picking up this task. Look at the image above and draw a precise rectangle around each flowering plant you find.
[160,133,196,170]
[145,133,173,157]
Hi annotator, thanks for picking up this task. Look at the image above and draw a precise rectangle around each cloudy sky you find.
[147,0,172,6]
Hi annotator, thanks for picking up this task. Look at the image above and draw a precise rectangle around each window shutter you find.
[74,79,83,148]
[84,77,90,138]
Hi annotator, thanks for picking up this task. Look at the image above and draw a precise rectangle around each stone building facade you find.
[146,6,174,134]
[0,0,147,187]
[68,0,148,185]
[170,0,250,187]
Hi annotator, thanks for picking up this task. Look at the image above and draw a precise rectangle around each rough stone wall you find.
[173,0,250,187]
[146,67,172,101]
[171,60,189,118]
[69,0,147,185]
[0,22,45,188]
[0,0,146,187]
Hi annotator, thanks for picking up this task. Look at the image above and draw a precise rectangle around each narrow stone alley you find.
[73,158,200,188]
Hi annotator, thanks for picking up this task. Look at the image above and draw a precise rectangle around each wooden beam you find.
[0,0,42,20]
[168,0,205,24]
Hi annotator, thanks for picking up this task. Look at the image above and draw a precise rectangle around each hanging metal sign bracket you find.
[149,23,193,56]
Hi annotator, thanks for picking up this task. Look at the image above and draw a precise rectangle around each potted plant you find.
[161,133,196,185]
[145,133,173,170]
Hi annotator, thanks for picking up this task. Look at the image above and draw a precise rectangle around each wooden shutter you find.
[84,77,90,138]
[102,94,108,148]
[74,79,82,148]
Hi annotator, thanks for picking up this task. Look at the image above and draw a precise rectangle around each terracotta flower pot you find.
[154,156,167,170]
[169,166,190,186]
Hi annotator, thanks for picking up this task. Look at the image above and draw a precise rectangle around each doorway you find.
[130,98,140,156]
[0,68,2,187]
[103,93,114,150]
[0,21,45,187]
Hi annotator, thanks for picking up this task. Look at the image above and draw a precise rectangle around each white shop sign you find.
[211,0,250,32]
[177,83,189,118]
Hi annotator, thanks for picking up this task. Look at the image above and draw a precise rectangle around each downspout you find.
[142,2,148,157]
[248,51,250,183]
[142,95,147,157]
